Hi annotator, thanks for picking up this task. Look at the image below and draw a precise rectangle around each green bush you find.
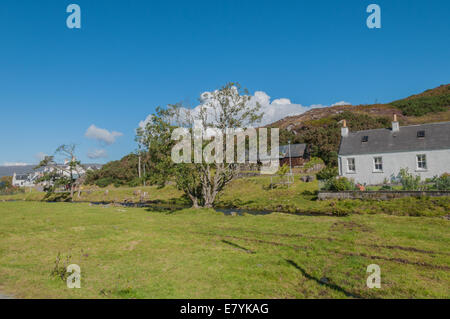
[85,154,140,187]
[127,178,142,187]
[396,168,422,190]
[303,157,324,170]
[430,173,450,190]
[0,185,25,196]
[277,164,290,177]
[113,182,123,188]
[323,177,355,191]
[95,177,115,188]
[317,166,338,181]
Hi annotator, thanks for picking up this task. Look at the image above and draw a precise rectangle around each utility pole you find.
[288,140,293,188]
[138,154,141,178]
[143,159,146,187]
[288,140,292,176]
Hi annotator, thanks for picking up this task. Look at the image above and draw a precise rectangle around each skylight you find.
[417,131,425,138]
[361,136,369,142]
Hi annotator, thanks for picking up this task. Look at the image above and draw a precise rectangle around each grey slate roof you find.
[242,143,307,161]
[339,121,450,156]
[279,144,307,158]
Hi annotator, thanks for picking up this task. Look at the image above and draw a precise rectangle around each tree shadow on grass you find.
[144,205,186,214]
[43,192,71,202]
[221,240,256,254]
[285,259,363,299]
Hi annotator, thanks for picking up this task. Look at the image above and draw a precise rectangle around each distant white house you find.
[11,161,102,188]
[338,116,450,185]
[12,172,39,187]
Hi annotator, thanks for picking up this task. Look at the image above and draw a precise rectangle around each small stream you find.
[86,201,275,215]
[1,199,284,215]
[1,199,335,216]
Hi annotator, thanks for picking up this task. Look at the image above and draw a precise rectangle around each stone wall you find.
[318,190,450,200]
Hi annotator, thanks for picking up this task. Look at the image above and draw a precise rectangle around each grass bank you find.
[1,176,449,217]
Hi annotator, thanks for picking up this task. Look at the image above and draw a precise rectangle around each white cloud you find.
[139,90,350,128]
[249,91,329,125]
[87,149,108,159]
[331,101,351,107]
[2,162,30,167]
[85,125,123,145]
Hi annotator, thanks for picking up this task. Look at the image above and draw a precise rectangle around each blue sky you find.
[0,0,449,165]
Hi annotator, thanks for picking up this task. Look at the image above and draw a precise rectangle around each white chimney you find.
[341,120,349,137]
[392,114,400,132]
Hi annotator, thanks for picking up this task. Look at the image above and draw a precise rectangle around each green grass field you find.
[0,201,448,299]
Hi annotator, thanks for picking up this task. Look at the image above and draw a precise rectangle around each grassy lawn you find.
[0,201,448,299]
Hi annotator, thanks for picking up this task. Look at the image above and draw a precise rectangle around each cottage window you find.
[416,154,427,170]
[373,157,383,172]
[347,158,356,173]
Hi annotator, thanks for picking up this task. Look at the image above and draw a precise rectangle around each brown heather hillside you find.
[270,84,450,130]
[402,84,450,100]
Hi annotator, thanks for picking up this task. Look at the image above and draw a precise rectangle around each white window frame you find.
[347,158,356,173]
[416,154,427,170]
[373,156,383,172]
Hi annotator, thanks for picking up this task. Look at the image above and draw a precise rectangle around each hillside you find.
[270,84,450,130]
[0,165,35,178]
[269,84,450,165]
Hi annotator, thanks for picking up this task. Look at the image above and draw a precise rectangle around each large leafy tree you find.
[136,82,262,208]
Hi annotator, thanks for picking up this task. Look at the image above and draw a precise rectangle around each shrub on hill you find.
[85,154,140,187]
[390,93,450,116]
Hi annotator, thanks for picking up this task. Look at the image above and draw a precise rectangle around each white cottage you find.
[338,116,450,185]
[12,172,36,187]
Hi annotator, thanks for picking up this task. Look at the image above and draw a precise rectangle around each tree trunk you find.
[70,184,74,202]
[202,183,217,208]
[187,193,199,208]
